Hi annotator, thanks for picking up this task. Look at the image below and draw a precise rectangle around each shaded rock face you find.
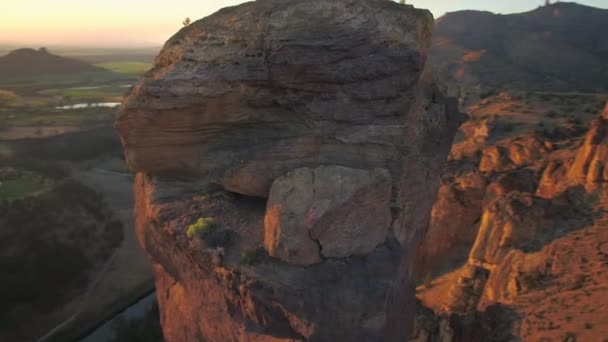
[117,1,459,341]
[265,166,392,265]
[415,171,486,272]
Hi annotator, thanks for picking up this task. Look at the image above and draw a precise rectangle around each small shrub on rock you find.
[186,217,217,240]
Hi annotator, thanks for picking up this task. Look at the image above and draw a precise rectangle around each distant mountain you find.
[0,48,103,79]
[430,2,608,92]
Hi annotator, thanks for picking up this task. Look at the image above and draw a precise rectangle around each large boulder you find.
[116,0,440,199]
[264,166,392,265]
[117,0,459,341]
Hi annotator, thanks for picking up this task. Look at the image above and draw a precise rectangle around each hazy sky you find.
[2,0,607,47]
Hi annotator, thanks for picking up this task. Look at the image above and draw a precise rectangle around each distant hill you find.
[430,2,608,92]
[0,48,103,80]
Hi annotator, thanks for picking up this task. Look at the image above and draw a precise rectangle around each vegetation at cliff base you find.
[0,177,44,200]
[0,180,123,325]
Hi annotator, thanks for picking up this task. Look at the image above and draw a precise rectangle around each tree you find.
[545,0,551,5]
[182,17,191,27]
[400,0,406,4]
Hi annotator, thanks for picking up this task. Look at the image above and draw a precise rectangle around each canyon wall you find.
[116,0,458,341]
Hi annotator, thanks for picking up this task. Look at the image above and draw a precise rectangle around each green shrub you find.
[186,217,217,240]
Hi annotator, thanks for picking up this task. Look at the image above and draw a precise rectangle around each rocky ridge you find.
[414,93,608,341]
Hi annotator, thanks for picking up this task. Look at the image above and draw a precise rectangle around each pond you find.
[56,102,121,110]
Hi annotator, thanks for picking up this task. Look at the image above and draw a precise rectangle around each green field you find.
[0,177,44,200]
[39,84,130,102]
[0,70,136,88]
[95,62,151,75]
[1,107,116,127]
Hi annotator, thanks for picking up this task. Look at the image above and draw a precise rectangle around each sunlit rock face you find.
[117,0,459,341]
[569,110,608,190]
[479,135,551,173]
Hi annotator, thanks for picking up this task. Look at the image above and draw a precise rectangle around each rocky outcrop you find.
[442,187,593,314]
[479,146,510,173]
[508,135,552,166]
[117,0,459,341]
[536,159,573,198]
[449,119,490,161]
[479,135,551,173]
[444,192,553,313]
[568,110,608,190]
[117,0,441,198]
[468,192,552,268]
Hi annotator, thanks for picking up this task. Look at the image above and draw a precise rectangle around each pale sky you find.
[2,0,607,47]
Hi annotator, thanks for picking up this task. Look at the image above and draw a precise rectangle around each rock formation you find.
[413,50,608,340]
[479,135,551,173]
[568,107,608,190]
[116,0,458,341]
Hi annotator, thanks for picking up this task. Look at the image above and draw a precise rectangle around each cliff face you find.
[116,1,458,341]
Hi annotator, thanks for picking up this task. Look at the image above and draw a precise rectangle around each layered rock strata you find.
[117,0,458,341]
